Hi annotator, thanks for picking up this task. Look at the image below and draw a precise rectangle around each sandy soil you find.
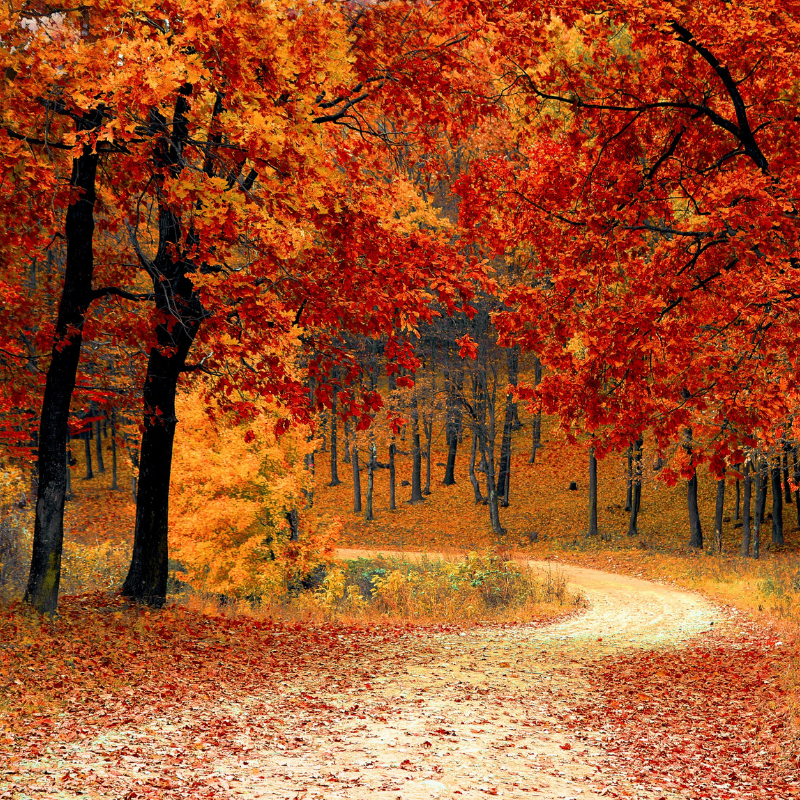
[8,552,725,800]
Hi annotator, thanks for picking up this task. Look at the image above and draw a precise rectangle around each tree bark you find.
[365,440,375,521]
[771,458,784,547]
[388,441,396,510]
[110,410,119,491]
[741,461,752,557]
[587,446,599,538]
[528,355,543,464]
[734,474,740,521]
[624,446,633,512]
[94,408,105,473]
[422,410,433,495]
[443,369,462,485]
[753,462,764,559]
[329,390,341,486]
[122,92,204,606]
[352,444,362,513]
[714,474,725,554]
[343,418,351,463]
[684,428,703,549]
[468,426,484,504]
[627,438,643,537]
[409,394,423,503]
[25,112,101,614]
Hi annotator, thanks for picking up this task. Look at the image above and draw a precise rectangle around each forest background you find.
[2,0,800,766]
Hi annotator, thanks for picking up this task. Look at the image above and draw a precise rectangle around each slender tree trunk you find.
[25,114,100,614]
[83,427,94,480]
[757,465,768,525]
[753,463,764,559]
[388,441,396,511]
[528,356,543,464]
[285,509,299,541]
[624,446,633,512]
[343,419,351,463]
[496,393,514,508]
[587,446,599,538]
[771,458,784,547]
[423,411,433,496]
[741,461,752,557]
[110,411,119,491]
[94,410,105,473]
[409,395,423,504]
[329,391,341,486]
[794,448,800,530]
[684,428,703,549]
[365,440,375,521]
[468,427,484,504]
[352,444,362,513]
[714,474,725,554]
[65,445,73,502]
[734,475,741,521]
[443,370,462,485]
[627,438,643,536]
[783,446,792,504]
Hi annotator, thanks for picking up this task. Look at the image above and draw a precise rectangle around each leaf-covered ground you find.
[2,562,797,799]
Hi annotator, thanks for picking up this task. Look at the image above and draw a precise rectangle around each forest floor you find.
[3,554,797,800]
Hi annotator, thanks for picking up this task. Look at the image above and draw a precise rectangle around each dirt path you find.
[7,552,728,800]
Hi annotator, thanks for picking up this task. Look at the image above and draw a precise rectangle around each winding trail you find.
[8,551,728,800]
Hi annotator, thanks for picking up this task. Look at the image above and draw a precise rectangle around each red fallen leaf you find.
[560,742,572,750]
[423,741,432,748]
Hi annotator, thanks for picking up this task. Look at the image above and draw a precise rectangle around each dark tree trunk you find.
[329,390,341,486]
[684,428,703,549]
[83,428,94,480]
[443,369,462,485]
[285,509,299,541]
[734,474,741,521]
[627,438,643,537]
[409,395,423,504]
[65,445,74,502]
[528,356,543,464]
[757,465,768,525]
[468,427,484,504]
[587,446,599,538]
[753,462,765,559]
[624,446,633,512]
[783,447,792,504]
[741,461,752,557]
[110,411,119,491]
[714,474,725,554]
[422,411,433,496]
[794,448,800,530]
[352,444,362,513]
[496,391,514,508]
[365,441,375,521]
[122,92,204,607]
[343,419,351,463]
[388,441,396,510]
[771,459,784,547]
[25,113,100,614]
[94,409,105,473]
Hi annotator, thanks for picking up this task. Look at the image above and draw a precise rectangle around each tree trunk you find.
[468,427,485,504]
[83,427,94,480]
[753,462,764,559]
[783,447,792,504]
[684,428,703,549]
[771,458,784,547]
[587,446,599,538]
[365,440,375,521]
[423,411,433,495]
[122,92,204,607]
[528,356,543,464]
[343,418,351,463]
[409,395,423,504]
[734,474,740,521]
[94,410,105,473]
[285,508,299,541]
[624,446,633,512]
[627,438,643,537]
[352,444,362,513]
[65,445,74,502]
[714,474,725,554]
[329,391,341,486]
[496,390,514,508]
[110,411,119,491]
[443,369,462,485]
[741,461,752,557]
[25,114,100,614]
[389,441,396,511]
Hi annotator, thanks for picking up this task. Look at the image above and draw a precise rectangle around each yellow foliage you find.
[170,391,339,598]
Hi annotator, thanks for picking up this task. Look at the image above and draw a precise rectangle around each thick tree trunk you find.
[329,391,341,486]
[587,446,599,538]
[388,441,396,510]
[741,461,752,557]
[352,444,362,513]
[25,117,100,614]
[771,459,784,547]
[714,475,725,554]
